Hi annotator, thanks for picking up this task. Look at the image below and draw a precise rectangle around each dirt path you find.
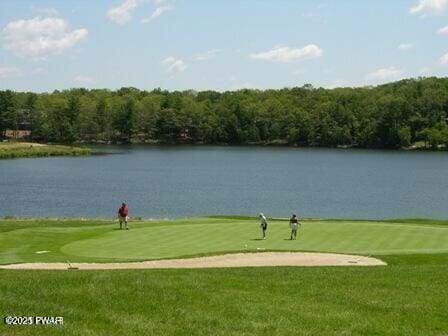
[0,252,386,270]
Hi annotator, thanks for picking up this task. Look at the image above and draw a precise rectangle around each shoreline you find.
[1,141,446,160]
[1,216,447,223]
[81,140,447,152]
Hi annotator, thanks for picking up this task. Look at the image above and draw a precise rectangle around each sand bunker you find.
[0,252,386,270]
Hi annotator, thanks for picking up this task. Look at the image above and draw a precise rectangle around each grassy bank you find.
[0,142,91,159]
[0,217,447,335]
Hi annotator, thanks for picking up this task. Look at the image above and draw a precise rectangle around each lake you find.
[0,146,447,219]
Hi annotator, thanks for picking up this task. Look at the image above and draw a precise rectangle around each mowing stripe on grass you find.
[61,220,448,261]
[1,218,448,264]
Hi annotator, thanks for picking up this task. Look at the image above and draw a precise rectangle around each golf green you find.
[1,217,448,264]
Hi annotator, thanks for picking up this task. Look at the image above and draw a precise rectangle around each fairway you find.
[1,217,448,336]
[1,217,448,265]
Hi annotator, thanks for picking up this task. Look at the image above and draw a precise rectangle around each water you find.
[0,146,447,219]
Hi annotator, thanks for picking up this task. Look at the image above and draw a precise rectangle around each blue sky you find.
[1,0,448,92]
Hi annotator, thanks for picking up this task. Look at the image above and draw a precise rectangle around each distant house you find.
[4,118,32,139]
[4,130,32,139]
[179,128,190,140]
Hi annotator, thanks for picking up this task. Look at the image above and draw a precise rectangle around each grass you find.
[1,260,448,335]
[1,217,448,264]
[0,217,447,335]
[0,142,91,159]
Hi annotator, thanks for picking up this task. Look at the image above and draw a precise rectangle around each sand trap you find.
[0,252,386,270]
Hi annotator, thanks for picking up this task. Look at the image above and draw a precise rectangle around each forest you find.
[1,76,448,149]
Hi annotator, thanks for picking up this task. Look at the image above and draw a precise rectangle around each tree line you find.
[1,76,448,149]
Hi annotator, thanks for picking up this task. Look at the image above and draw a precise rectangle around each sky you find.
[1,0,448,92]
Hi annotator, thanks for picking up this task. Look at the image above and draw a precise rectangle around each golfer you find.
[118,203,129,230]
[259,213,268,239]
[289,213,300,240]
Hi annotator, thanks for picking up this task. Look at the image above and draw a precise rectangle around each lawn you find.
[1,217,448,264]
[0,217,447,335]
[0,142,90,159]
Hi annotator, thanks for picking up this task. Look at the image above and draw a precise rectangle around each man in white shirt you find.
[259,213,268,239]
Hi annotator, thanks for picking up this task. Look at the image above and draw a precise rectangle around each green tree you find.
[0,76,447,148]
[428,128,443,149]
[64,94,81,142]
[95,98,108,134]
[114,99,136,140]
[398,126,412,148]
[24,93,38,135]
[0,90,16,137]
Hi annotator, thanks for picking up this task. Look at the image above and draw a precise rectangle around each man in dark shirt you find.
[289,214,299,240]
[118,203,129,230]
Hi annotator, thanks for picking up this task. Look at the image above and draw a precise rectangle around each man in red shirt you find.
[118,203,129,230]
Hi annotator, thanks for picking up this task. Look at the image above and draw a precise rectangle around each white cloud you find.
[398,43,414,50]
[161,56,175,64]
[161,56,187,72]
[194,49,221,61]
[141,5,174,23]
[366,67,404,81]
[0,66,22,78]
[107,0,138,25]
[3,16,88,59]
[438,25,448,34]
[410,0,448,17]
[440,52,448,64]
[74,75,95,84]
[249,44,323,63]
